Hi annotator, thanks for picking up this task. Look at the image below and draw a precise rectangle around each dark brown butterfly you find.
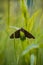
[10,28,35,40]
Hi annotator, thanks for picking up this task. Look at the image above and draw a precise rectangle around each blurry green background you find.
[0,0,43,65]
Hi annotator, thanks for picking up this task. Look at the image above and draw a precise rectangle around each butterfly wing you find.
[10,28,35,39]
[21,28,35,39]
[15,29,20,38]
[10,29,20,39]
[10,32,15,39]
[25,31,35,39]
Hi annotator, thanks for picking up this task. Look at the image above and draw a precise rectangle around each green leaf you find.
[21,44,39,56]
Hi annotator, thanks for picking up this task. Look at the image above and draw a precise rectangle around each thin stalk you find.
[14,37,17,65]
[5,0,10,35]
[8,0,10,28]
[3,1,10,64]
[21,0,28,29]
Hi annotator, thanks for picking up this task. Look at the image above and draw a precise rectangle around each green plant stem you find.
[14,38,17,65]
[8,0,10,28]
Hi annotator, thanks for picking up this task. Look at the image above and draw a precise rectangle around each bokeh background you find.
[0,0,43,65]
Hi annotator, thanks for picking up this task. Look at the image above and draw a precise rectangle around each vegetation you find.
[0,0,43,65]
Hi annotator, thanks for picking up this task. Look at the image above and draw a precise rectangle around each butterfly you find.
[10,28,35,40]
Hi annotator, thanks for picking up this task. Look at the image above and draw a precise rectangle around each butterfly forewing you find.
[15,29,20,38]
[10,28,35,39]
[10,33,15,39]
[20,28,35,39]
